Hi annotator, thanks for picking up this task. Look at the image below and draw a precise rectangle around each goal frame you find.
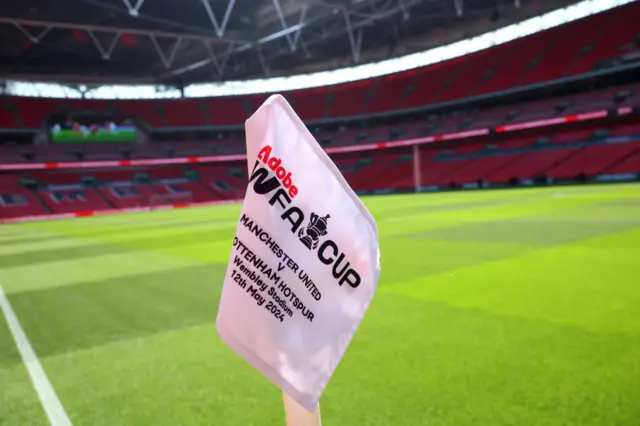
[148,192,193,210]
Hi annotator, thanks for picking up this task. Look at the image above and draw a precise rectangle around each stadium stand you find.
[1,2,639,131]
[0,175,50,218]
[1,2,640,222]
[99,184,157,209]
[2,111,640,220]
[1,81,638,165]
[39,187,111,214]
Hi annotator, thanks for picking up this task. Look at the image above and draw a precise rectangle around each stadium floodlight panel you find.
[2,0,634,100]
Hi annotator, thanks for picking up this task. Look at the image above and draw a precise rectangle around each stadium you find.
[1,0,639,424]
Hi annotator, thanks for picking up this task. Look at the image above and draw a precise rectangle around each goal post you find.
[413,144,421,193]
[149,192,193,210]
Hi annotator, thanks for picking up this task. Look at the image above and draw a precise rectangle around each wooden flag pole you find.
[282,392,322,426]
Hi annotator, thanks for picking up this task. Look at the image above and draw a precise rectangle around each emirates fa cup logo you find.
[298,213,330,250]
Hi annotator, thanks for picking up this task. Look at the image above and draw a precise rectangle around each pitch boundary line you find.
[0,284,72,426]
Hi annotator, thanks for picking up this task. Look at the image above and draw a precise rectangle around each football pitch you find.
[1,184,640,426]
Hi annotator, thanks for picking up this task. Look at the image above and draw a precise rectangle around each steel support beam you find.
[300,37,311,59]
[344,10,363,64]
[87,30,122,59]
[201,0,237,37]
[163,16,309,76]
[0,17,239,44]
[261,0,423,67]
[397,0,409,20]
[163,0,423,79]
[256,46,270,76]
[453,0,463,17]
[292,5,308,51]
[271,0,308,52]
[13,23,51,43]
[122,0,145,17]
[150,35,182,69]
[203,41,233,76]
[271,0,294,49]
[234,0,384,54]
[79,0,240,40]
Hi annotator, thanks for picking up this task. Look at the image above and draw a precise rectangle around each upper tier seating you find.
[1,82,637,164]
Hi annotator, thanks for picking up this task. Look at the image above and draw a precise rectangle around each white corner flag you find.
[216,94,381,423]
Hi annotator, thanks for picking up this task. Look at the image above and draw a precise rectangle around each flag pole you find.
[282,392,322,426]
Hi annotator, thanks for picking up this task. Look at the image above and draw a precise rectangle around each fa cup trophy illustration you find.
[298,213,331,250]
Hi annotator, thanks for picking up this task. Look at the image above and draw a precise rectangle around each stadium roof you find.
[0,0,579,86]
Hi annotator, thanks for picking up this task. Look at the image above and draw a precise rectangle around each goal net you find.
[149,192,193,210]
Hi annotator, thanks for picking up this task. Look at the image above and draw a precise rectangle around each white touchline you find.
[0,284,73,426]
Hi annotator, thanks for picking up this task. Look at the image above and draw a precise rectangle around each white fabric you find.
[216,94,380,412]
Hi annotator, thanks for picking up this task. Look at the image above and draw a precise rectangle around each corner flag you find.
[216,95,380,421]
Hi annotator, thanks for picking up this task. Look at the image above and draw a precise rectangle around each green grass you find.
[1,184,640,425]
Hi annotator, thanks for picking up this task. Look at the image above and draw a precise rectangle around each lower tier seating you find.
[1,121,640,220]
